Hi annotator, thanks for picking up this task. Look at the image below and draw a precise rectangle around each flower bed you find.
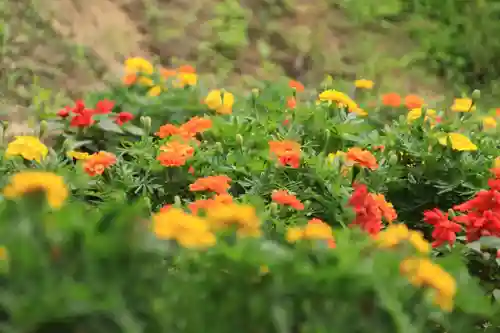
[0,58,499,332]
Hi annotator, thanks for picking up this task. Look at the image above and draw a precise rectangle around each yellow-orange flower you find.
[318,89,360,113]
[376,223,430,254]
[345,147,379,170]
[204,90,234,114]
[83,151,117,176]
[286,218,335,247]
[206,203,261,237]
[437,133,477,151]
[451,98,475,112]
[407,108,437,124]
[354,79,374,90]
[269,140,301,168]
[3,171,68,209]
[482,116,497,129]
[153,208,216,248]
[371,193,397,223]
[189,175,232,194]
[5,136,48,162]
[157,141,194,167]
[67,150,90,160]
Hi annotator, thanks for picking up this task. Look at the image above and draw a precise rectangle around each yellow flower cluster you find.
[437,133,477,151]
[400,257,457,312]
[318,89,367,116]
[153,203,261,248]
[3,171,68,209]
[5,136,48,163]
[286,220,334,243]
[376,224,430,254]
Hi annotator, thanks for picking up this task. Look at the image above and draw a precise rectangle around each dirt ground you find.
[0,0,448,136]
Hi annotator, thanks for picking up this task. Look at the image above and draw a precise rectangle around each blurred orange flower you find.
[381,93,401,107]
[84,151,117,176]
[269,140,301,168]
[371,193,397,223]
[271,189,304,210]
[405,94,424,109]
[346,147,379,170]
[157,141,194,167]
[190,175,232,194]
[289,79,305,92]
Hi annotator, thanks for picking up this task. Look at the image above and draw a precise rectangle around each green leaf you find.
[478,236,500,249]
[123,124,145,136]
[98,119,124,134]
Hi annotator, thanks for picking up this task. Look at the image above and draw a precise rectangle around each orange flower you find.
[190,175,232,194]
[289,79,305,92]
[269,140,301,168]
[178,65,196,73]
[157,141,194,167]
[346,147,379,170]
[83,151,117,176]
[156,117,212,141]
[287,96,297,109]
[123,73,137,86]
[271,190,304,210]
[371,193,397,223]
[405,94,424,109]
[189,193,233,215]
[307,218,336,248]
[372,145,385,152]
[381,93,401,107]
[156,124,182,139]
[160,68,177,80]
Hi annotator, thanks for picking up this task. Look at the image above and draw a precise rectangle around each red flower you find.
[289,80,304,92]
[423,209,462,247]
[70,109,95,127]
[348,184,382,236]
[57,107,70,118]
[95,99,115,114]
[115,112,134,125]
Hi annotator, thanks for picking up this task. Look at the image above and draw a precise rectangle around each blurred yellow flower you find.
[5,136,48,162]
[67,151,90,160]
[0,246,8,261]
[482,116,497,129]
[318,89,361,114]
[450,98,475,112]
[328,151,346,163]
[153,208,216,248]
[494,157,500,169]
[437,133,477,151]
[376,224,430,254]
[206,203,261,237]
[407,108,437,123]
[286,219,334,244]
[354,79,374,89]
[400,257,456,312]
[148,85,162,97]
[204,90,234,115]
[3,171,68,209]
[125,57,154,75]
[176,72,197,87]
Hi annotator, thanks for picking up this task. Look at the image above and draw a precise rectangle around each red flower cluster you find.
[58,99,133,127]
[424,179,500,246]
[348,184,383,236]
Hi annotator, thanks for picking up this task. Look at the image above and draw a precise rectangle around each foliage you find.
[0,59,499,332]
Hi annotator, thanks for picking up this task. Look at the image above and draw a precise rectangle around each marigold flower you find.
[354,79,374,90]
[482,116,497,129]
[376,223,430,253]
[381,92,401,107]
[407,108,437,124]
[5,136,48,163]
[404,94,424,109]
[437,133,477,151]
[289,79,304,92]
[423,209,462,247]
[83,151,117,176]
[148,86,162,96]
[286,96,297,109]
[451,98,475,112]
[206,203,261,237]
[328,151,346,163]
[115,112,134,126]
[348,184,383,235]
[157,141,194,167]
[125,57,154,75]
[345,147,379,170]
[67,150,90,160]
[204,90,234,114]
[3,171,68,209]
[269,140,301,168]
[156,117,212,141]
[189,175,232,194]
[176,72,197,87]
[153,208,216,248]
[271,190,304,210]
[123,73,137,86]
[178,65,196,73]
[286,218,336,247]
[371,193,397,223]
[400,257,456,312]
[318,89,360,113]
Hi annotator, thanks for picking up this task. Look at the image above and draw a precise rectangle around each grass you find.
[0,0,451,130]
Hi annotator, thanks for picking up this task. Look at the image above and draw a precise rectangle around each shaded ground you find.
[0,0,449,132]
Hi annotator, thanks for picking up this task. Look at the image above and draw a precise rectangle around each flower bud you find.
[174,195,182,207]
[447,208,456,218]
[388,153,398,166]
[62,138,74,151]
[39,120,48,138]
[140,116,152,134]
[269,202,279,215]
[471,89,481,101]
[236,133,244,146]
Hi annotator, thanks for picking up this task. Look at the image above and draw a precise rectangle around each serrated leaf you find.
[98,119,124,134]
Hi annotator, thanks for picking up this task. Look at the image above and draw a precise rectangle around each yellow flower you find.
[124,57,154,75]
[176,73,197,87]
[482,116,497,129]
[328,151,346,163]
[206,203,261,237]
[0,246,7,261]
[3,171,68,209]
[451,98,475,112]
[286,227,304,243]
[153,208,216,248]
[5,136,48,163]
[400,257,456,312]
[259,265,270,275]
[204,90,235,115]
[354,79,374,89]
[494,157,500,169]
[67,150,90,160]
[148,85,162,97]
[303,221,333,240]
[376,224,430,254]
[407,108,437,123]
[437,133,477,151]
[318,90,360,113]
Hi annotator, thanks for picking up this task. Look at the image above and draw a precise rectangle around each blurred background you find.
[1,0,499,111]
